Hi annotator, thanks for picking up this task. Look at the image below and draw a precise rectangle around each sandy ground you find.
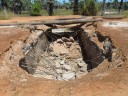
[0,16,128,96]
[0,15,81,24]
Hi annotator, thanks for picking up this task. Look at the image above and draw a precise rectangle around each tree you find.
[101,0,106,16]
[13,0,23,14]
[30,3,41,16]
[47,0,54,16]
[124,0,127,10]
[118,0,123,15]
[80,0,98,16]
[73,0,79,15]
[1,0,8,9]
[113,0,118,9]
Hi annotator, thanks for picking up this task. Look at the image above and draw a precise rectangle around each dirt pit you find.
[33,36,84,80]
[19,26,125,81]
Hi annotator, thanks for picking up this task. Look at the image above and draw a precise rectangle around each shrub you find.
[30,3,41,16]
[80,0,99,16]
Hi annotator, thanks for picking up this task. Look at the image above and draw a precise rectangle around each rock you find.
[20,78,27,82]
[49,57,55,60]
[56,69,63,74]
[63,64,71,71]
[51,43,69,55]
[50,52,58,57]
[62,37,70,42]
[92,32,97,37]
[62,72,76,80]
[77,59,86,68]
[60,60,65,65]
[77,58,83,62]
[57,39,63,44]
[55,62,61,68]
[65,42,72,48]
[77,63,86,68]
[69,37,74,42]
[80,67,87,72]
[57,75,62,80]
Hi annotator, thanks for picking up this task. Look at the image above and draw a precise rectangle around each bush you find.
[80,0,99,16]
[30,3,41,16]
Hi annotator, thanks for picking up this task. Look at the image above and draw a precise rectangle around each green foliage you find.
[80,0,99,16]
[30,3,41,16]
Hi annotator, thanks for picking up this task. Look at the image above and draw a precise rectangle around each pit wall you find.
[0,30,45,78]
[22,28,126,75]
[22,32,49,74]
[78,31,104,70]
[22,28,106,74]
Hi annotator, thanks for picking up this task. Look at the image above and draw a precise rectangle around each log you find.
[43,19,102,25]
[0,18,102,26]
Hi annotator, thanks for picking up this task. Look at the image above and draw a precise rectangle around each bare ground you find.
[0,16,128,96]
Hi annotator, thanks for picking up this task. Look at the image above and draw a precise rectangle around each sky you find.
[58,0,128,3]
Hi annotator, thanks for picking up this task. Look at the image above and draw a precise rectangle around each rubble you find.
[62,72,76,80]
[57,39,63,44]
[77,58,86,67]
[22,29,123,81]
[33,37,88,80]
[69,36,75,42]
[63,64,71,71]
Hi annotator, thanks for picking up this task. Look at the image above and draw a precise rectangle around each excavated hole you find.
[19,28,124,81]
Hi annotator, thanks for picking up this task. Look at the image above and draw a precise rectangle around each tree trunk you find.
[101,0,106,16]
[118,0,123,15]
[73,0,79,15]
[124,0,127,10]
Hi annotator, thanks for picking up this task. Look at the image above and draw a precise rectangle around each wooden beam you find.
[0,18,102,26]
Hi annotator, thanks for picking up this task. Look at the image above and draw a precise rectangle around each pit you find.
[14,18,126,81]
[19,26,121,81]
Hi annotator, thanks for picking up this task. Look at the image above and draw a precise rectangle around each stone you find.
[80,67,87,72]
[77,59,86,67]
[57,39,63,44]
[57,75,62,80]
[51,42,69,55]
[77,63,86,68]
[92,32,97,37]
[62,72,76,80]
[60,60,65,65]
[55,62,61,68]
[62,37,70,42]
[49,57,55,60]
[63,64,71,71]
[65,42,72,48]
[69,37,74,42]
[20,78,27,82]
[77,58,83,62]
[56,69,63,74]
